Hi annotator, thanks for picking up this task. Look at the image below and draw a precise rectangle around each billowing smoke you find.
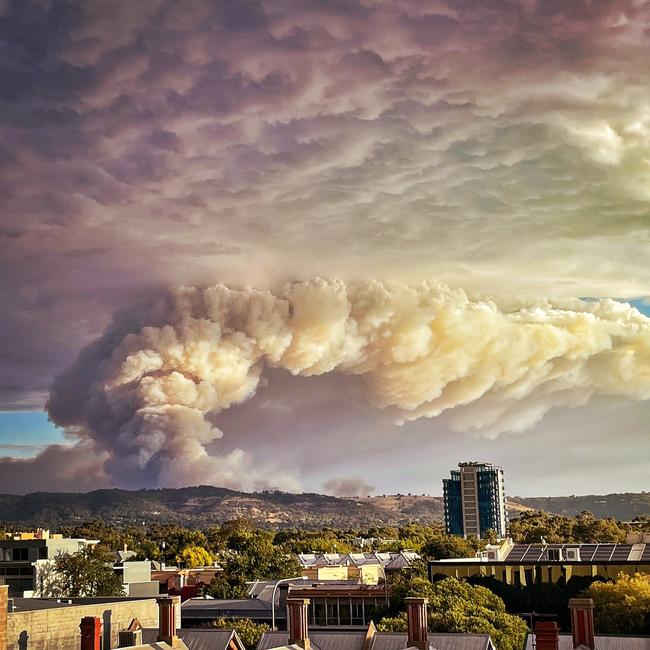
[46,279,650,490]
[324,477,375,498]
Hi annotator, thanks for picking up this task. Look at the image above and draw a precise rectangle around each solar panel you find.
[522,546,544,561]
[506,545,528,561]
[610,545,633,561]
[579,545,598,562]
[593,545,616,561]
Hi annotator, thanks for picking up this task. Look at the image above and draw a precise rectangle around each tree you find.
[586,573,650,634]
[180,544,213,568]
[207,618,270,647]
[379,577,528,650]
[421,534,481,560]
[376,615,407,632]
[206,532,301,599]
[51,546,125,597]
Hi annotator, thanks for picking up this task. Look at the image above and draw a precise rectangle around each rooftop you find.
[297,552,420,568]
[524,634,650,649]
[431,542,650,565]
[142,628,244,650]
[258,630,494,650]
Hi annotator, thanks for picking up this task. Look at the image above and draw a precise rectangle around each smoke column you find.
[47,279,650,489]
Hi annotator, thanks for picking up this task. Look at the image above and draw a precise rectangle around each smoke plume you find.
[324,477,375,498]
[46,279,650,490]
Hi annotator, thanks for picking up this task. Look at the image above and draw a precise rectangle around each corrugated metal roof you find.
[296,553,420,568]
[524,634,650,649]
[183,598,271,612]
[258,630,493,650]
[142,628,243,650]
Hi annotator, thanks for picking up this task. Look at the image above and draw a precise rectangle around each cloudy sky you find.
[1,0,649,497]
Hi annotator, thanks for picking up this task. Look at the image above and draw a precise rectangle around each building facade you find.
[429,538,650,586]
[443,462,507,539]
[0,533,99,597]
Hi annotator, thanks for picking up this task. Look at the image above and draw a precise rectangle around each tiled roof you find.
[524,634,650,649]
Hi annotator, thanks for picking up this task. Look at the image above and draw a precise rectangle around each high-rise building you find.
[443,462,507,539]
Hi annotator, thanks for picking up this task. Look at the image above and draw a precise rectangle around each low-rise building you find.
[152,564,221,600]
[0,533,99,597]
[0,583,167,650]
[0,585,243,650]
[297,552,420,585]
[182,580,391,630]
[429,538,650,586]
[114,560,160,598]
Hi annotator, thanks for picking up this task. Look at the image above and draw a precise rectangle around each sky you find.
[0,0,649,497]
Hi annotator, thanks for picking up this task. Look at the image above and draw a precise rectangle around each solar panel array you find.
[503,543,649,563]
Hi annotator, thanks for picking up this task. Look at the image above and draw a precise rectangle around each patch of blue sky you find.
[0,411,67,458]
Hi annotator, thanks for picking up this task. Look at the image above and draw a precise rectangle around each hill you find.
[0,486,445,529]
[0,487,646,529]
[512,492,650,521]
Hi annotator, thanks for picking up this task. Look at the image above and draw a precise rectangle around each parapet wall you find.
[6,598,161,650]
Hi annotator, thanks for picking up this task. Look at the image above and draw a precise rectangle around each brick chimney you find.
[287,598,310,649]
[405,597,428,650]
[80,616,102,650]
[0,585,8,650]
[534,621,559,650]
[569,598,595,650]
[157,596,180,647]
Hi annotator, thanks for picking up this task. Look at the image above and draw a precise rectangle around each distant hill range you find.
[0,486,647,529]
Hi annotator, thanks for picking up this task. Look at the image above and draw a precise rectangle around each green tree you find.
[376,615,407,632]
[52,546,125,597]
[207,618,270,647]
[586,572,650,634]
[380,577,528,650]
[206,532,301,598]
[421,534,481,560]
[180,544,213,568]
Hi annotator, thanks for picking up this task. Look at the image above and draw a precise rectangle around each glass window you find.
[339,600,351,626]
[326,599,338,626]
[364,598,377,621]
[351,600,364,625]
[12,548,28,561]
[313,598,326,626]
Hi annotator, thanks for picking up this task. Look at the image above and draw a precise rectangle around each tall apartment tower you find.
[443,462,507,539]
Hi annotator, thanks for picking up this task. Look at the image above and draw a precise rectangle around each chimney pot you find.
[287,598,311,649]
[405,597,428,650]
[80,616,102,650]
[534,621,559,650]
[569,598,595,650]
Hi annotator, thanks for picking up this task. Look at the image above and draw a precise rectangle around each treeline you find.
[2,510,647,564]
[508,510,649,544]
